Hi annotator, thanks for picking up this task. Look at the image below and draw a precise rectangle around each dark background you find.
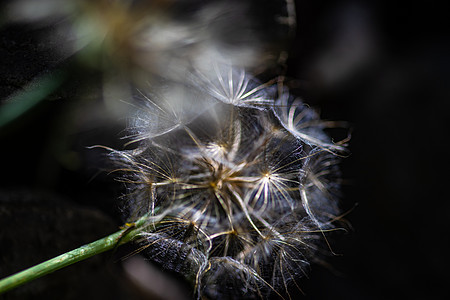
[0,0,448,299]
[290,1,449,299]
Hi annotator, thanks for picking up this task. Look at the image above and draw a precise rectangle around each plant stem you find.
[0,215,149,294]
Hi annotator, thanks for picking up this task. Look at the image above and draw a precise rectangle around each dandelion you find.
[0,1,347,298]
[108,66,346,298]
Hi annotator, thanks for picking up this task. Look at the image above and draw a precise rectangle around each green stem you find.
[0,215,149,294]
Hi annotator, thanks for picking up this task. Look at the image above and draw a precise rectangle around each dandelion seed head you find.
[108,66,347,299]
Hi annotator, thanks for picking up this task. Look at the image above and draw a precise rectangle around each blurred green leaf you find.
[0,71,66,128]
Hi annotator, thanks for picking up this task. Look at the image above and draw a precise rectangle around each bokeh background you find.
[1,0,448,299]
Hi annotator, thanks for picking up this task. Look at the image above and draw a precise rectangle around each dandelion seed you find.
[273,91,347,152]
[125,82,216,144]
[192,64,275,109]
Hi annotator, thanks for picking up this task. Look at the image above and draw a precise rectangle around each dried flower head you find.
[108,66,346,299]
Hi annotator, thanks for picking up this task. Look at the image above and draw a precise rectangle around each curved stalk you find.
[0,215,149,294]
